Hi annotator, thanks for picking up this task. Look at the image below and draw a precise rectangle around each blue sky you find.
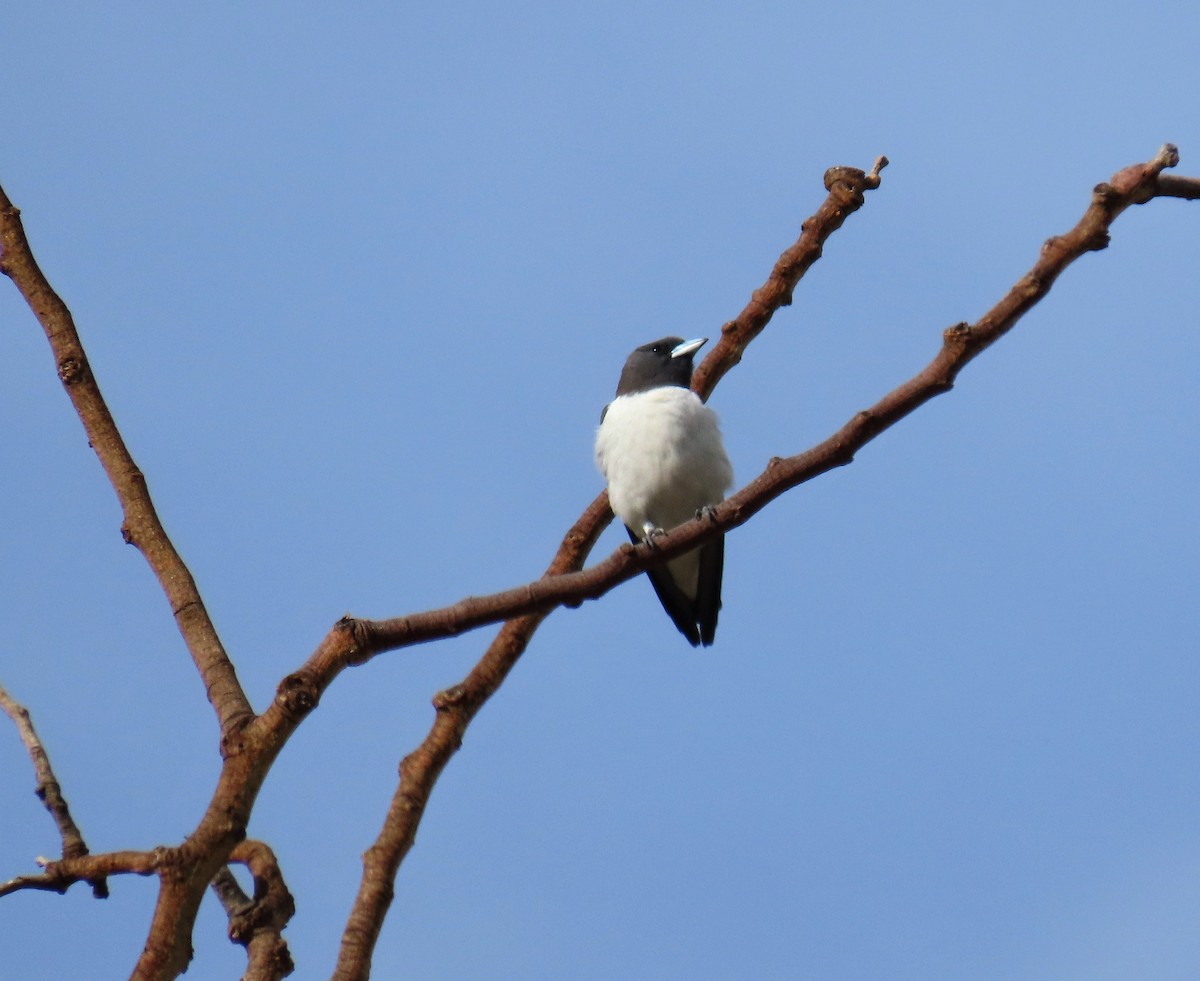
[2,2,1198,979]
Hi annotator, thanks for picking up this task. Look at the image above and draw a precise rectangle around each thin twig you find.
[694,155,890,401]
[212,843,296,981]
[0,679,107,897]
[1156,173,1200,199]
[0,849,162,898]
[212,866,253,917]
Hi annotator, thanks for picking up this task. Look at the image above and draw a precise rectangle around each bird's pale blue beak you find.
[670,337,707,359]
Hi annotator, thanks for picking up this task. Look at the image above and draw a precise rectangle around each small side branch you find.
[0,679,107,898]
[693,156,889,401]
[0,849,162,899]
[1155,172,1200,199]
[212,842,295,981]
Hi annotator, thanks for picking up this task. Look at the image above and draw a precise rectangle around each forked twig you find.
[0,680,107,898]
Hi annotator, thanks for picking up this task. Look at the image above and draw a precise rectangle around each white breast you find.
[595,387,734,540]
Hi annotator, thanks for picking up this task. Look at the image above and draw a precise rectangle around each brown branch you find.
[0,679,108,898]
[212,866,253,917]
[1,180,263,975]
[211,842,296,981]
[0,185,253,745]
[1156,172,1200,199]
[0,848,162,898]
[328,158,890,981]
[693,155,889,401]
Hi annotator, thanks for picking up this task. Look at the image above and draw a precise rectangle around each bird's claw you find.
[642,523,667,547]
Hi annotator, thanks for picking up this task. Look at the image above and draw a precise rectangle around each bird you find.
[594,336,734,646]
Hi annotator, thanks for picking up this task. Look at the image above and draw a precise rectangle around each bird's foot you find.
[695,504,720,525]
[641,522,666,547]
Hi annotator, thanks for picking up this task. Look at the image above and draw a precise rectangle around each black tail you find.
[626,527,723,647]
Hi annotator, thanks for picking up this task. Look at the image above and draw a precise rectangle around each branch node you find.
[852,409,884,440]
[219,717,254,760]
[942,322,972,352]
[275,672,319,717]
[339,615,378,666]
[1155,142,1181,169]
[1040,235,1064,257]
[1110,146,1179,200]
[56,355,88,385]
[432,685,467,711]
[823,166,869,206]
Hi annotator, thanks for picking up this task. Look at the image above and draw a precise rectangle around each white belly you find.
[595,388,733,596]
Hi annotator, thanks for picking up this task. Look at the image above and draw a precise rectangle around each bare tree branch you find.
[2,147,1192,979]
[1156,172,1200,199]
[211,843,296,981]
[0,679,107,898]
[212,866,254,917]
[0,848,162,898]
[0,186,254,746]
[694,155,889,401]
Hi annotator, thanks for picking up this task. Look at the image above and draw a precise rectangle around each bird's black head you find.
[614,336,707,396]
